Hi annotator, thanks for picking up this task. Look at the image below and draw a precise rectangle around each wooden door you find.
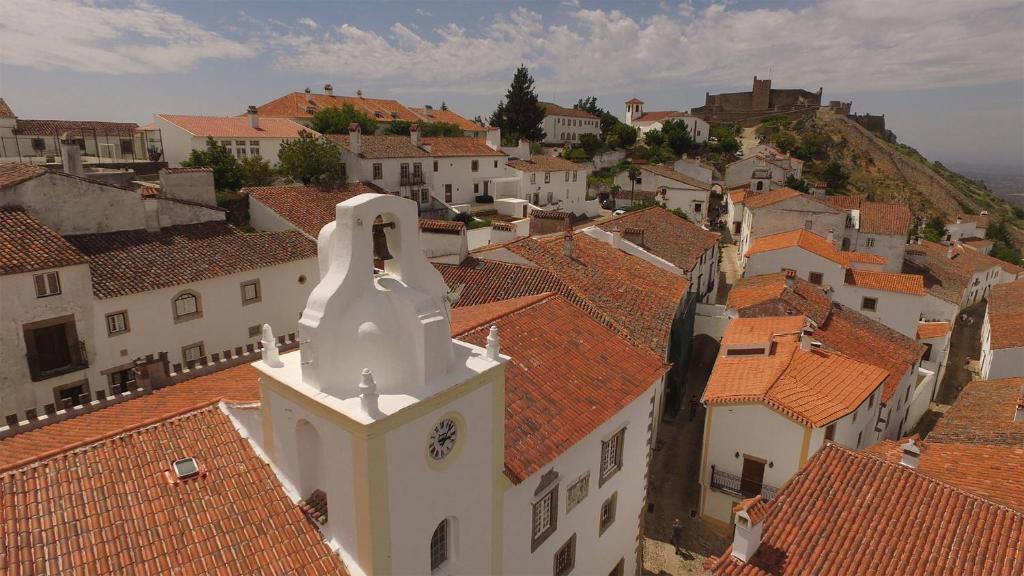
[740,457,765,497]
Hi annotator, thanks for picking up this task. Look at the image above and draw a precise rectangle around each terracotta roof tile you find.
[506,155,582,172]
[539,101,598,120]
[13,118,138,136]
[917,321,951,340]
[419,218,465,235]
[708,444,1024,576]
[0,97,14,119]
[255,91,420,122]
[728,189,747,204]
[822,194,862,211]
[636,163,712,190]
[422,136,504,157]
[726,273,832,325]
[740,187,803,210]
[733,495,770,525]
[904,240,1022,304]
[746,228,886,268]
[0,404,348,575]
[161,166,213,174]
[634,110,690,122]
[928,377,1024,446]
[158,114,313,138]
[859,201,913,236]
[625,97,644,105]
[596,207,719,272]
[0,162,47,189]
[454,294,668,483]
[409,107,484,131]
[987,279,1024,349]
[844,267,925,295]
[245,183,381,237]
[66,222,316,298]
[327,133,429,159]
[0,208,89,275]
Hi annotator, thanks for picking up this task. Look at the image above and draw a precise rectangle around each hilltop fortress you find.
[690,76,822,124]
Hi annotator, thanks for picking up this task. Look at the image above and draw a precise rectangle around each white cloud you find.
[267,0,1023,96]
[0,0,255,74]
[415,8,433,17]
[297,17,318,30]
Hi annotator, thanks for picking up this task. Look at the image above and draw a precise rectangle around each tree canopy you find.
[310,104,378,135]
[277,131,344,186]
[239,156,275,187]
[660,119,695,155]
[181,137,243,191]
[489,65,545,142]
[420,122,463,137]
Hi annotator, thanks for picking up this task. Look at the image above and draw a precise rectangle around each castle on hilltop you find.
[690,76,822,124]
[828,100,888,137]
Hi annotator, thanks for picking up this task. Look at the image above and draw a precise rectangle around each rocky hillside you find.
[789,109,1024,249]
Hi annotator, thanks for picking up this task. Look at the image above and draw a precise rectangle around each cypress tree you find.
[490,65,546,142]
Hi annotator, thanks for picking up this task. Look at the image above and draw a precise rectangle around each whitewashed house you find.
[0,163,317,421]
[155,108,313,166]
[673,157,715,187]
[612,163,713,224]
[699,316,887,527]
[540,102,600,146]
[624,98,709,143]
[980,279,1024,379]
[738,188,845,263]
[943,213,989,244]
[501,155,596,217]
[822,198,913,271]
[724,150,803,190]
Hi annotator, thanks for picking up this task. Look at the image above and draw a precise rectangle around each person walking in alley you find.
[672,518,682,554]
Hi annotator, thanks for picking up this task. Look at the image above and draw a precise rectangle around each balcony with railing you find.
[400,173,426,186]
[709,465,779,501]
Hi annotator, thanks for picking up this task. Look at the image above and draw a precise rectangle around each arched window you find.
[172,290,202,322]
[430,518,449,570]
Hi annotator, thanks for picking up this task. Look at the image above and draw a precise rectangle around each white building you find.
[724,150,803,190]
[154,108,312,166]
[943,213,989,244]
[699,316,887,527]
[624,98,709,144]
[612,163,713,225]
[0,163,317,421]
[501,155,596,217]
[540,102,600,146]
[738,188,844,264]
[672,157,715,187]
[821,198,914,271]
[980,279,1024,379]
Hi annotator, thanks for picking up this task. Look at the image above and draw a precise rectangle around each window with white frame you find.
[373,163,383,180]
[182,343,204,363]
[430,518,449,571]
[241,279,260,304]
[173,291,201,320]
[566,472,590,512]
[33,271,61,298]
[106,311,129,335]
[532,483,558,550]
[599,428,625,485]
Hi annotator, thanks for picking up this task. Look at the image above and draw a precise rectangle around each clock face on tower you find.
[428,417,458,461]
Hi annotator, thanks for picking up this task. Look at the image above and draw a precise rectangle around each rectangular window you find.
[565,171,570,182]
[444,184,453,203]
[862,297,878,311]
[531,173,537,184]
[373,163,383,180]
[922,342,933,362]
[400,163,410,180]
[106,311,129,335]
[533,488,557,544]
[600,428,625,485]
[413,162,423,180]
[472,160,479,172]
[248,325,261,338]
[808,272,824,285]
[235,140,246,146]
[553,534,576,576]
[494,160,499,168]
[109,368,135,393]
[236,148,246,158]
[865,237,875,248]
[174,293,199,318]
[694,203,703,213]
[249,140,259,146]
[250,147,260,157]
[182,343,204,363]
[430,519,449,571]
[120,139,134,155]
[23,316,83,381]
[545,172,551,183]
[825,423,836,441]
[572,171,578,182]
[241,279,261,304]
[34,271,61,298]
[566,472,590,512]
[804,220,813,230]
[339,163,347,180]
[599,492,617,535]
[433,160,439,172]
[420,189,429,204]
[474,183,480,195]
[220,140,231,147]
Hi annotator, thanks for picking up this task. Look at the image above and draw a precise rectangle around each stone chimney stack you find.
[424,104,434,118]
[59,132,83,176]
[304,87,312,103]
[348,124,362,155]
[410,123,421,147]
[563,230,574,258]
[1014,399,1024,423]
[247,105,259,130]
[324,83,333,97]
[947,243,956,259]
[731,496,767,563]
[900,438,921,468]
[827,228,835,245]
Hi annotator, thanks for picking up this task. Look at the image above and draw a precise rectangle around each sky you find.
[1,0,1022,168]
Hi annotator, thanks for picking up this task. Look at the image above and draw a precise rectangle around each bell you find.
[372,223,393,261]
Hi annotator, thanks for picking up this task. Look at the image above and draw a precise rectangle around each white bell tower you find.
[253,194,507,576]
[625,97,644,123]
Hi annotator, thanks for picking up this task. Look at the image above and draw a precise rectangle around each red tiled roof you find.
[625,98,644,105]
[0,98,14,118]
[13,118,138,136]
[864,439,1024,513]
[741,187,804,210]
[161,166,213,174]
[822,194,862,211]
[0,162,47,189]
[726,273,832,325]
[539,101,598,120]
[506,155,582,172]
[246,183,381,237]
[0,404,349,575]
[158,114,313,138]
[637,163,712,190]
[746,228,886,268]
[844,267,925,295]
[708,444,1024,576]
[963,238,994,249]
[422,136,504,157]
[65,222,316,298]
[634,110,690,123]
[704,317,888,427]
[728,189,747,204]
[419,218,465,235]
[502,234,689,356]
[0,364,261,472]
[904,240,1023,304]
[928,377,1024,446]
[597,207,719,272]
[733,495,770,525]
[0,208,89,275]
[327,133,429,158]
[917,321,951,340]
[987,279,1024,349]
[859,201,913,236]
[255,91,420,122]
[409,107,484,132]
[454,294,668,483]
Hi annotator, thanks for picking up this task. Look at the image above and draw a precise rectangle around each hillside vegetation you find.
[760,109,1024,251]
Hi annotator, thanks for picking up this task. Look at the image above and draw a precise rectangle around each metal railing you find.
[709,465,778,501]
[400,174,426,186]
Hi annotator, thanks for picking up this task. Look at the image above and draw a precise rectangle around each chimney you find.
[357,89,364,98]
[247,105,259,130]
[800,330,812,351]
[486,127,501,151]
[827,228,835,245]
[410,123,421,147]
[59,132,83,176]
[946,243,956,259]
[1014,399,1024,423]
[348,123,362,155]
[900,438,921,468]
[260,324,283,368]
[563,230,574,258]
[304,87,312,103]
[359,368,380,416]
[730,496,766,563]
[424,104,434,117]
[324,83,333,96]
[486,325,501,360]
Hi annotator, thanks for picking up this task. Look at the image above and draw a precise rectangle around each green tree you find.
[775,131,798,153]
[277,131,344,186]
[709,124,740,155]
[821,160,849,191]
[644,129,665,148]
[181,137,242,191]
[420,122,463,137]
[310,104,378,135]
[661,119,695,155]
[384,120,412,135]
[627,166,642,205]
[574,96,622,141]
[785,174,809,192]
[985,219,1023,265]
[239,156,275,187]
[607,123,637,148]
[578,133,603,157]
[489,65,545,142]
[440,101,449,111]
[921,216,948,243]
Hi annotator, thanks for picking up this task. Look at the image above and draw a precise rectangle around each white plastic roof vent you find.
[172,457,200,480]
